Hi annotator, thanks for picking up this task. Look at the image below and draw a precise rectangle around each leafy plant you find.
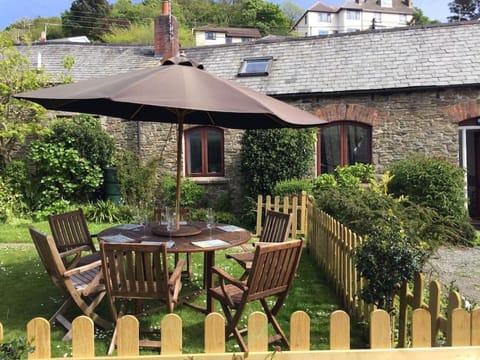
[273,178,313,197]
[0,337,34,360]
[355,219,427,311]
[156,174,205,208]
[115,150,158,206]
[241,128,316,198]
[84,200,120,223]
[45,115,116,169]
[28,141,103,209]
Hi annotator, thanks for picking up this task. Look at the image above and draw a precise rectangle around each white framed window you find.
[319,30,329,35]
[346,10,360,20]
[318,12,331,22]
[374,12,382,23]
[238,57,273,77]
[399,14,407,24]
[205,32,216,40]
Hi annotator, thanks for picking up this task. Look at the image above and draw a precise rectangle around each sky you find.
[0,0,452,30]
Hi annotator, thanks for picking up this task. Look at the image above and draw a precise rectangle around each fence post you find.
[370,310,392,349]
[290,311,310,351]
[330,310,350,350]
[27,317,50,360]
[248,311,268,352]
[118,315,139,356]
[72,316,95,358]
[161,313,182,355]
[256,195,263,236]
[472,308,480,345]
[0,322,3,344]
[412,308,431,348]
[205,312,225,353]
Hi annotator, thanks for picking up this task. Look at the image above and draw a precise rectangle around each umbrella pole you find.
[175,111,185,230]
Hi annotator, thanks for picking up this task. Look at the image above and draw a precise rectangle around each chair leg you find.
[175,252,192,280]
[260,298,289,348]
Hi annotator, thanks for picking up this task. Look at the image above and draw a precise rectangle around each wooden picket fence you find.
[255,191,308,238]
[3,309,480,360]
[306,197,477,348]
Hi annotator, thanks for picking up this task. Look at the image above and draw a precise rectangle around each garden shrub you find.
[156,174,205,208]
[240,128,316,198]
[355,218,427,310]
[115,150,158,206]
[46,115,116,169]
[28,141,103,209]
[388,154,475,245]
[0,176,27,223]
[273,178,313,197]
[335,163,375,186]
[84,200,120,223]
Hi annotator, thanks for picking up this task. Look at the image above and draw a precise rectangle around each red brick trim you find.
[313,104,387,126]
[443,100,480,123]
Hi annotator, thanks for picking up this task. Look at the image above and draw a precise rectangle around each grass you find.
[0,221,367,355]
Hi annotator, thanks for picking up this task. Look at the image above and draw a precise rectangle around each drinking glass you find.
[206,208,215,240]
[165,207,175,247]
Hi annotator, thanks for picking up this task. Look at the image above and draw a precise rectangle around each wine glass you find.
[206,208,215,240]
[165,207,175,248]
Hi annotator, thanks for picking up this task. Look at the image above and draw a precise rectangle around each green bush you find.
[156,174,205,208]
[355,219,426,310]
[0,176,28,223]
[84,200,120,223]
[28,141,103,209]
[273,178,313,197]
[46,114,116,169]
[388,154,475,245]
[115,150,158,206]
[335,163,375,186]
[241,128,316,198]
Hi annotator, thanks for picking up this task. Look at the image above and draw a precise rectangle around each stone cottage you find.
[16,8,480,219]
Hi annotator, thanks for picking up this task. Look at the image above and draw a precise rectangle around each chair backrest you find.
[246,239,303,302]
[48,208,95,253]
[100,242,171,302]
[259,210,292,243]
[29,226,69,294]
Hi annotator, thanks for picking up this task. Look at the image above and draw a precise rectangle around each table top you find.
[97,221,252,253]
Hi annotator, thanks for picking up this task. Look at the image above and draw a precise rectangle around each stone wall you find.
[100,86,480,207]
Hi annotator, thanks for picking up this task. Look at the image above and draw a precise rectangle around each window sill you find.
[187,177,229,185]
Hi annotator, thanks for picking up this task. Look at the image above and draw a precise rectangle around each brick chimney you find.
[154,0,179,59]
[405,0,413,8]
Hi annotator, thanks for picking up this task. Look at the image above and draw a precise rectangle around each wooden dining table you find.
[97,221,252,313]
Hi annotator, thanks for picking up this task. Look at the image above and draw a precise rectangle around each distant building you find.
[293,0,415,36]
[192,26,261,46]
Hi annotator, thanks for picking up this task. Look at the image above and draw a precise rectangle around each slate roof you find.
[342,0,415,15]
[16,21,480,98]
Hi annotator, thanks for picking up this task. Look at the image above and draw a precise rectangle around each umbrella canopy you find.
[15,59,326,226]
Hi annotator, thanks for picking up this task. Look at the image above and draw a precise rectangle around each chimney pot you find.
[162,0,169,15]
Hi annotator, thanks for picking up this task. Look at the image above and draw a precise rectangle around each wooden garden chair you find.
[100,241,185,355]
[209,239,303,351]
[48,208,100,268]
[29,226,111,340]
[153,207,193,279]
[225,210,292,280]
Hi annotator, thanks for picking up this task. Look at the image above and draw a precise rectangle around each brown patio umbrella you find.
[15,57,325,227]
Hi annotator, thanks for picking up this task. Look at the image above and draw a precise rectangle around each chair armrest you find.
[211,266,246,290]
[168,258,186,286]
[63,259,102,277]
[59,245,92,258]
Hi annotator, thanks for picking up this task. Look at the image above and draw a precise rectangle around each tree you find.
[280,0,304,29]
[0,34,50,170]
[62,0,112,41]
[231,0,291,35]
[447,0,478,21]
[409,7,440,25]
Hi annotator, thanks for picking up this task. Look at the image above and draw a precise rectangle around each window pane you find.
[346,125,369,164]
[321,126,341,174]
[207,131,222,173]
[188,132,202,174]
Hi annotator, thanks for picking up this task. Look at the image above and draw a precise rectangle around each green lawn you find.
[0,222,366,355]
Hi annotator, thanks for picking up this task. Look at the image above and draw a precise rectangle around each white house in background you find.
[192,26,261,46]
[293,0,415,36]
